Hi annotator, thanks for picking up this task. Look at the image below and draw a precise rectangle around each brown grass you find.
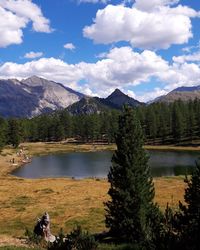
[145,145,200,151]
[0,142,192,240]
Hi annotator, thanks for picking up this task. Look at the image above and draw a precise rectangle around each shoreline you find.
[144,145,200,152]
[0,141,194,240]
[1,142,200,180]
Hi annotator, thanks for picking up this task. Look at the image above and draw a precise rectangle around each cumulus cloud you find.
[1,46,200,102]
[80,47,169,89]
[0,57,83,86]
[134,0,179,11]
[24,51,43,59]
[182,41,200,53]
[64,43,76,50]
[83,3,199,49]
[136,88,168,102]
[0,0,52,48]
[159,62,200,91]
[173,52,200,63]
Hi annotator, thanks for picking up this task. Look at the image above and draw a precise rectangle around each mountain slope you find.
[154,85,200,103]
[0,76,84,118]
[104,88,143,108]
[68,89,143,115]
[67,96,111,115]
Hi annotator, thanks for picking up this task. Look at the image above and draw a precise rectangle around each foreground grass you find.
[145,144,200,152]
[0,244,150,250]
[0,247,41,250]
[0,142,194,243]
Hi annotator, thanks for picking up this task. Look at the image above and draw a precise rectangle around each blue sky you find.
[0,0,200,102]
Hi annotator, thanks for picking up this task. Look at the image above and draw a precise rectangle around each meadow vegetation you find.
[0,142,186,245]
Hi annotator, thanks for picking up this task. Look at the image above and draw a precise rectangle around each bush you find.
[24,228,45,248]
[98,243,148,250]
[48,226,98,250]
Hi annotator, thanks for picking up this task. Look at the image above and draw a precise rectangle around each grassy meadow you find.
[0,142,195,246]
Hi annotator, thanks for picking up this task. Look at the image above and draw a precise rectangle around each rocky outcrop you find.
[0,76,84,118]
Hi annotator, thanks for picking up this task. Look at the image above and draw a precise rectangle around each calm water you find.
[12,150,200,179]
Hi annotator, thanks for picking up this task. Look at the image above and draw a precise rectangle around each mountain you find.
[153,84,200,103]
[172,86,200,92]
[104,88,142,108]
[67,89,143,115]
[0,76,84,118]
[67,96,111,115]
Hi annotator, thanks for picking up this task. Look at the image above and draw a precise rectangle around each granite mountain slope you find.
[0,76,83,118]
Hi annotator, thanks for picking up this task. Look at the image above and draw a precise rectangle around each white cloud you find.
[0,0,52,48]
[173,52,200,63]
[134,0,179,11]
[0,57,84,87]
[182,41,200,53]
[1,46,200,102]
[95,52,108,59]
[80,47,169,89]
[24,51,43,59]
[83,3,199,49]
[64,43,76,50]
[0,46,169,97]
[137,88,168,102]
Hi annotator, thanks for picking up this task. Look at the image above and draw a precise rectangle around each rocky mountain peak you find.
[0,76,84,118]
[107,88,125,98]
[106,88,143,108]
[22,75,50,86]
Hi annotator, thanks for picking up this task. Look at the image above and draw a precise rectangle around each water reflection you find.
[13,150,200,179]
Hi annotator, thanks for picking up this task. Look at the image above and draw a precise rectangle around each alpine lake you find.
[12,149,200,179]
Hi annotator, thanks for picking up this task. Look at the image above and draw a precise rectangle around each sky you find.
[0,0,200,102]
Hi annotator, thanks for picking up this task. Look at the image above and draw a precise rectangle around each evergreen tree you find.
[176,160,200,249]
[105,106,162,247]
[172,102,184,144]
[186,101,195,142]
[59,110,72,139]
[0,117,7,151]
[145,107,157,143]
[7,118,21,148]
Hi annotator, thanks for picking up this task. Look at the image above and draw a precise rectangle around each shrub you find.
[24,228,45,247]
[48,226,98,250]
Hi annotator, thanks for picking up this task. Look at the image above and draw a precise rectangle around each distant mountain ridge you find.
[105,88,142,108]
[1,75,200,118]
[0,76,84,118]
[67,88,144,115]
[152,84,200,103]
[172,85,200,92]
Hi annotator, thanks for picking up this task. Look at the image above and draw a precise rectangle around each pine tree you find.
[105,106,162,246]
[0,117,7,151]
[172,102,183,144]
[176,160,200,249]
[7,118,21,148]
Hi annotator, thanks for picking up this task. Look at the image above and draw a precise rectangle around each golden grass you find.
[145,145,200,151]
[0,142,194,240]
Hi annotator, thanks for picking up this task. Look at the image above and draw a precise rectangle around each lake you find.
[12,150,200,179]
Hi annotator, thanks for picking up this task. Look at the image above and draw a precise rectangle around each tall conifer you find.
[176,160,200,249]
[105,106,161,246]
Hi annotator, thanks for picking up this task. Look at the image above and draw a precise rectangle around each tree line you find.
[0,99,200,149]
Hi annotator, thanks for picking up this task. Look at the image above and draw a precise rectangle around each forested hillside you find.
[0,99,200,149]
